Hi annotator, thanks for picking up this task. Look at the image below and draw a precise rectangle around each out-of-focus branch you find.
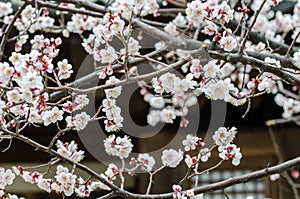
[286,30,300,56]
[268,126,300,199]
[208,50,300,86]
[158,8,185,16]
[56,0,106,14]
[29,0,103,17]
[266,116,300,127]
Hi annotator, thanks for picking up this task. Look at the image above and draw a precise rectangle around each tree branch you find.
[0,127,120,192]
[0,2,28,60]
[208,50,300,87]
[49,47,167,101]
[47,58,189,93]
[4,123,300,199]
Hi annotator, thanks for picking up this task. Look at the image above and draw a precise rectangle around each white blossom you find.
[218,144,242,166]
[104,135,133,159]
[182,134,199,151]
[161,149,183,168]
[105,76,122,98]
[137,153,156,171]
[213,127,237,146]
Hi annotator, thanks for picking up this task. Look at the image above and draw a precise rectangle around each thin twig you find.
[146,166,165,195]
[238,0,267,54]
[286,30,300,57]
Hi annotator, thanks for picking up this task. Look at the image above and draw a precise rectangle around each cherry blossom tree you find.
[0,0,300,198]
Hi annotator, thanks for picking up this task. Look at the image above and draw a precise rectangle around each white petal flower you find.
[100,46,118,64]
[164,22,179,36]
[104,135,133,159]
[203,60,219,79]
[182,134,199,151]
[149,96,165,108]
[219,35,237,52]
[161,149,183,168]
[213,127,237,146]
[137,153,156,171]
[105,76,122,98]
[160,109,176,123]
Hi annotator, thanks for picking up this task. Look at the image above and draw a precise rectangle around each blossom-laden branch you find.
[0,127,120,191]
[1,0,300,198]
[75,155,300,199]
[2,123,300,199]
[47,58,189,93]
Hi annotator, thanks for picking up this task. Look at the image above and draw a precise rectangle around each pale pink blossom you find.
[203,60,219,78]
[160,108,176,123]
[57,59,73,80]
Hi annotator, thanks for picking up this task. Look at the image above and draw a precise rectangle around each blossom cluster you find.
[213,127,242,166]
[102,126,241,193]
[147,59,248,127]
[186,0,234,25]
[56,140,85,163]
[102,76,124,132]
[0,32,94,133]
[0,168,16,197]
[0,0,299,198]
[172,185,197,199]
[66,13,99,34]
[275,94,300,118]
[218,144,242,166]
[181,134,211,167]
[247,0,300,44]
[63,94,90,113]
[66,112,91,131]
[185,0,237,52]
[146,72,197,126]
[109,0,160,18]
[9,5,55,34]
[130,153,156,171]
[104,135,133,159]
[0,35,76,129]
[12,165,108,197]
